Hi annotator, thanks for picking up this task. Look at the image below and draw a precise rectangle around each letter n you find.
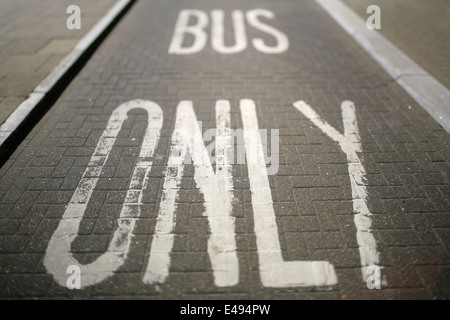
[143,100,239,287]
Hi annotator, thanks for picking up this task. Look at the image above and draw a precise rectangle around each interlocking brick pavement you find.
[0,0,449,300]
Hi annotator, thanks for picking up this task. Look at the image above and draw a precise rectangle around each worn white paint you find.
[44,100,163,288]
[214,100,235,234]
[293,100,381,281]
[44,98,381,289]
[168,9,289,55]
[246,9,289,54]
[210,100,238,286]
[168,10,209,55]
[143,100,239,287]
[211,10,247,54]
[240,99,337,287]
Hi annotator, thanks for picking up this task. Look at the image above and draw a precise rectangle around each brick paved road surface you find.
[0,0,448,299]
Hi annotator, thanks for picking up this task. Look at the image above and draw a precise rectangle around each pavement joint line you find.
[0,0,137,163]
[315,0,450,133]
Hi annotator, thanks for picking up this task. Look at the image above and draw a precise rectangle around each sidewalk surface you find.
[343,0,450,90]
[0,0,118,125]
[0,0,449,300]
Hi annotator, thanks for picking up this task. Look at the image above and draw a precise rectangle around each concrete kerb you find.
[315,0,450,133]
[0,0,137,167]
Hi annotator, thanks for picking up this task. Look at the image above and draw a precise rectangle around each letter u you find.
[44,100,163,288]
[211,10,247,54]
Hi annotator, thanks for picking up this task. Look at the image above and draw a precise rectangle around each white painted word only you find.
[44,99,381,289]
[169,9,289,54]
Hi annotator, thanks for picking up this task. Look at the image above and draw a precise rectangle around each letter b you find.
[169,10,208,54]
[66,5,81,30]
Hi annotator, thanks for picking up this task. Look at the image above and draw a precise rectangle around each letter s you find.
[246,9,289,54]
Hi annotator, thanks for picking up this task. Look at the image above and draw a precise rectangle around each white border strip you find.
[0,0,135,146]
[315,0,450,133]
